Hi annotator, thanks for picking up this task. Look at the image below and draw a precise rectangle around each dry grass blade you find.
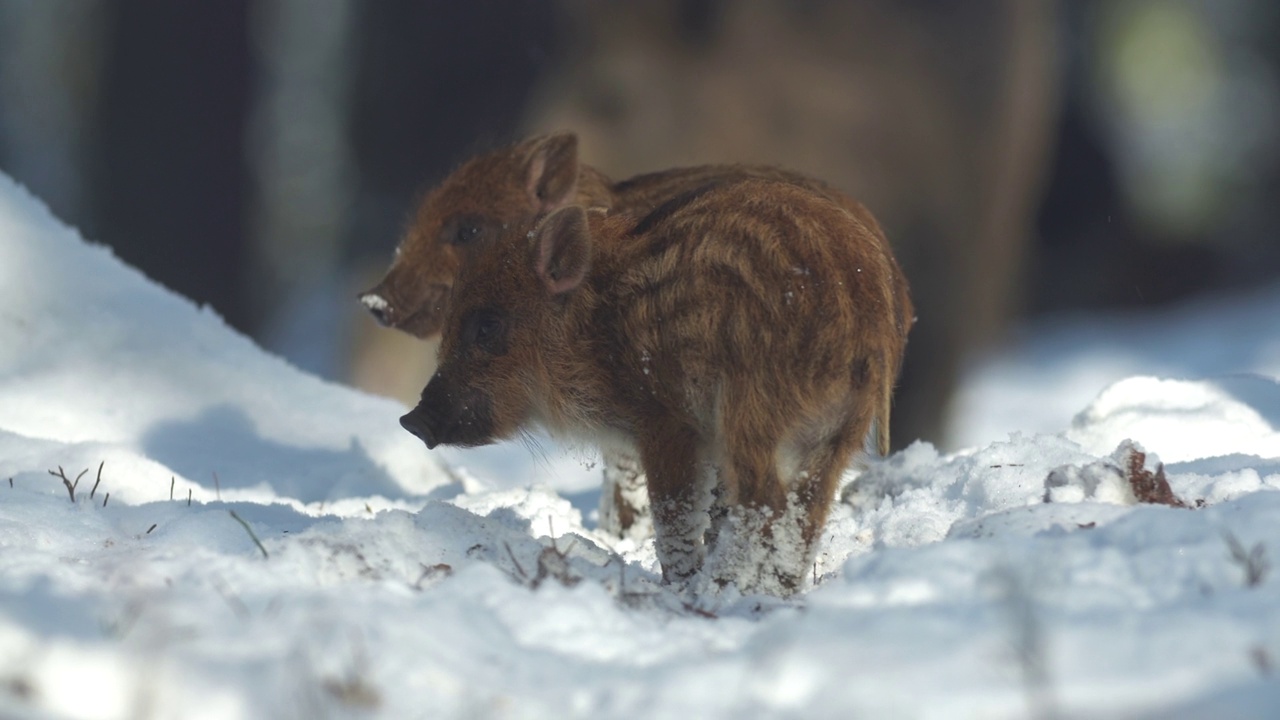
[229,510,269,559]
[504,541,529,581]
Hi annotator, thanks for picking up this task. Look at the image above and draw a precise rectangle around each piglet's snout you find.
[399,406,440,449]
[359,290,396,327]
[400,374,495,449]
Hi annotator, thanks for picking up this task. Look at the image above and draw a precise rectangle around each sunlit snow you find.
[1,173,1278,719]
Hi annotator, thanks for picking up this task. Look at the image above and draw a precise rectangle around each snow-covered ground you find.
[1,171,1278,719]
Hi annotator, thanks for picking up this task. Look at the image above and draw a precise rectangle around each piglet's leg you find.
[706,407,792,595]
[598,449,652,542]
[638,424,709,584]
[773,401,876,592]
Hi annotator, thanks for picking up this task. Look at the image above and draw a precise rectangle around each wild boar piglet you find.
[400,177,908,596]
[362,132,912,542]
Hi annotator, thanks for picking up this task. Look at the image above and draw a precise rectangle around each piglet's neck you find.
[528,241,626,439]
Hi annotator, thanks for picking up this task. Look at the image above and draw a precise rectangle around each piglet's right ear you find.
[534,206,591,295]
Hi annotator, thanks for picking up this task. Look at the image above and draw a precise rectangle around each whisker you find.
[519,429,553,472]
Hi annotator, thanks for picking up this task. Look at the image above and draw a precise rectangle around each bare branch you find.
[89,462,104,500]
[48,466,76,502]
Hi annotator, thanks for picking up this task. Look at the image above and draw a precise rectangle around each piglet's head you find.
[359,132,583,338]
[400,205,593,449]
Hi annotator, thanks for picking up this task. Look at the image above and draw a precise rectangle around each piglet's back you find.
[593,179,902,423]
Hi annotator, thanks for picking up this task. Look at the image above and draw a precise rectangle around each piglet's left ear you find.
[524,132,579,213]
[533,206,591,295]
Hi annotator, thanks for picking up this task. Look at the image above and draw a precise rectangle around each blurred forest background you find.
[1,0,1277,449]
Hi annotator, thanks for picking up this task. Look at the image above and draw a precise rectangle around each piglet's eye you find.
[463,308,509,355]
[474,314,499,341]
[443,215,486,246]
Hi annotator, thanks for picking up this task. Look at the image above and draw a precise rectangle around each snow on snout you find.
[359,292,390,312]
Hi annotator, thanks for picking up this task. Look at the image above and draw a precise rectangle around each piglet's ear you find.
[534,206,591,295]
[524,132,579,213]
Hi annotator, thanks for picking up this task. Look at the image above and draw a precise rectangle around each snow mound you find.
[1069,375,1280,463]
[0,173,450,508]
[1,172,1280,719]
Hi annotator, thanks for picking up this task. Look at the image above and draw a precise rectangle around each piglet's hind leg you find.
[638,424,711,584]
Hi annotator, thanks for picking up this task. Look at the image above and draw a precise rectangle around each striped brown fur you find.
[400,178,908,596]
[362,132,912,543]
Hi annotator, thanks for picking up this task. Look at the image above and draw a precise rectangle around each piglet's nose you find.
[359,292,394,327]
[400,409,440,449]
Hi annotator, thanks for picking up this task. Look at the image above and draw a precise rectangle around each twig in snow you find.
[101,598,145,639]
[187,488,192,507]
[7,477,12,488]
[533,535,580,589]
[89,462,104,500]
[48,466,82,502]
[102,492,109,508]
[1225,532,1269,588]
[213,471,221,501]
[322,632,382,710]
[500,518,582,590]
[145,524,157,535]
[3,675,33,701]
[504,542,528,580]
[413,563,453,590]
[610,554,648,608]
[229,510,269,559]
[170,476,174,501]
[994,565,1059,720]
[210,576,251,620]
[681,601,717,619]
[1251,646,1273,676]
[263,596,283,619]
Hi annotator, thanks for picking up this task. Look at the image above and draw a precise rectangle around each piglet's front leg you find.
[598,449,652,542]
